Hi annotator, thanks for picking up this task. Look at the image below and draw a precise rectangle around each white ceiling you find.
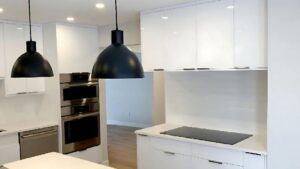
[0,0,192,26]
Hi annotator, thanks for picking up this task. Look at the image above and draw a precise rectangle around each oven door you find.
[62,112,100,154]
[60,82,99,107]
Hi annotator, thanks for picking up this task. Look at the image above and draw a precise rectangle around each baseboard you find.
[107,120,151,128]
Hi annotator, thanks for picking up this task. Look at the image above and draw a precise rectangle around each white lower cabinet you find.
[0,134,20,164]
[137,135,266,169]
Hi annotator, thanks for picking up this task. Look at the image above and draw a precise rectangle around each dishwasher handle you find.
[21,129,58,139]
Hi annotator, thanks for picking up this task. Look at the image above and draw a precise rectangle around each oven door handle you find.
[62,112,99,121]
[61,82,99,88]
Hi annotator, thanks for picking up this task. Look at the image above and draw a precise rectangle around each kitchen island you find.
[3,152,114,169]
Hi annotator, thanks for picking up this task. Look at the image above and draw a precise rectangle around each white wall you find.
[268,0,300,168]
[56,24,99,73]
[105,73,153,128]
[165,71,267,134]
[98,21,141,47]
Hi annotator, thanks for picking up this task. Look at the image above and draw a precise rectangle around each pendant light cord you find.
[28,0,32,41]
[115,0,118,30]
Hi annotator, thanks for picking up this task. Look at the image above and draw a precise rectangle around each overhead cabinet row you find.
[0,22,45,96]
[141,0,267,71]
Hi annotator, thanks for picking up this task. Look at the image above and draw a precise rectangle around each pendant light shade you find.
[92,0,144,79]
[11,41,54,77]
[11,0,53,78]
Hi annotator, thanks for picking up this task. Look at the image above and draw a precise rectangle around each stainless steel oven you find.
[60,73,99,107]
[61,102,100,154]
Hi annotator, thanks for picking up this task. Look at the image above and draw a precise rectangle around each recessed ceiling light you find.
[96,3,105,9]
[161,16,169,20]
[141,27,145,31]
[17,27,23,30]
[0,8,4,13]
[66,17,75,22]
[227,5,234,9]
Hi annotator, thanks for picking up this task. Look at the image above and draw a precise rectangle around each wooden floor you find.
[107,125,140,169]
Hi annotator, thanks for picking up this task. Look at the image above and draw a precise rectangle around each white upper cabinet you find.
[141,11,165,71]
[140,0,267,70]
[4,23,27,95]
[0,23,5,78]
[197,0,234,68]
[3,23,45,96]
[164,5,197,70]
[234,0,267,68]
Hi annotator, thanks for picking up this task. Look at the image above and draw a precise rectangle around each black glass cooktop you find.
[161,127,252,145]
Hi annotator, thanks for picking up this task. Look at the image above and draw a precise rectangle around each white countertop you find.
[135,124,267,155]
[4,152,114,169]
[0,121,58,136]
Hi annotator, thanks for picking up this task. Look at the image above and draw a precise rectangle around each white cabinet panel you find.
[0,23,5,77]
[164,5,197,70]
[244,153,266,169]
[137,135,152,169]
[197,0,235,68]
[141,11,165,71]
[0,134,20,164]
[234,0,267,68]
[4,23,27,95]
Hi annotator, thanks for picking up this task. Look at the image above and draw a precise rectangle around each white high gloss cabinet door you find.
[244,153,266,169]
[4,23,27,95]
[152,150,196,169]
[141,11,165,71]
[234,0,267,68]
[164,5,197,70]
[137,135,152,169]
[196,0,234,68]
[0,23,4,77]
[24,25,46,93]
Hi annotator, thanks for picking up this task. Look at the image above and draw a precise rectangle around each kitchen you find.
[0,0,299,169]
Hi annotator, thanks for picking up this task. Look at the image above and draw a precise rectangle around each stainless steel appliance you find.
[60,73,101,154]
[19,126,58,159]
[61,102,101,154]
[60,73,99,107]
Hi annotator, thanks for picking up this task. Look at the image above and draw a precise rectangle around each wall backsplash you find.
[165,71,267,135]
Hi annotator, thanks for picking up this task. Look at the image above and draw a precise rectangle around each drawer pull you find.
[138,134,148,137]
[164,151,175,155]
[209,160,223,165]
[246,152,262,156]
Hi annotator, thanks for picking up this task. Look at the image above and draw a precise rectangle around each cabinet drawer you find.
[191,143,244,166]
[151,137,191,155]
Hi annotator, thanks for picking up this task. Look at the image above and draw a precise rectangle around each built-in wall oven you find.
[60,73,101,154]
[60,73,99,107]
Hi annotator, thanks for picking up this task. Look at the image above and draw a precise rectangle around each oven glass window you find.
[64,116,99,144]
[63,85,97,101]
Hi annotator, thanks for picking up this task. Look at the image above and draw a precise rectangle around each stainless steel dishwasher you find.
[19,126,59,159]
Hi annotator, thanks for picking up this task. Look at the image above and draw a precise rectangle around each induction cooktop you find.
[161,127,252,145]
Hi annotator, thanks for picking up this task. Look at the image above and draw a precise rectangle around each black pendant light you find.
[92,0,144,79]
[11,0,53,78]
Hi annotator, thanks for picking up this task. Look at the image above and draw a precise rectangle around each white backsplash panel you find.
[165,71,267,135]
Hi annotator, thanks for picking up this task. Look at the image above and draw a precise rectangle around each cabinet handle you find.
[246,152,262,156]
[17,92,27,95]
[164,151,175,155]
[208,160,223,165]
[138,134,148,137]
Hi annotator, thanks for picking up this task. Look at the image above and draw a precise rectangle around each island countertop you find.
[4,152,114,169]
[135,124,267,155]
